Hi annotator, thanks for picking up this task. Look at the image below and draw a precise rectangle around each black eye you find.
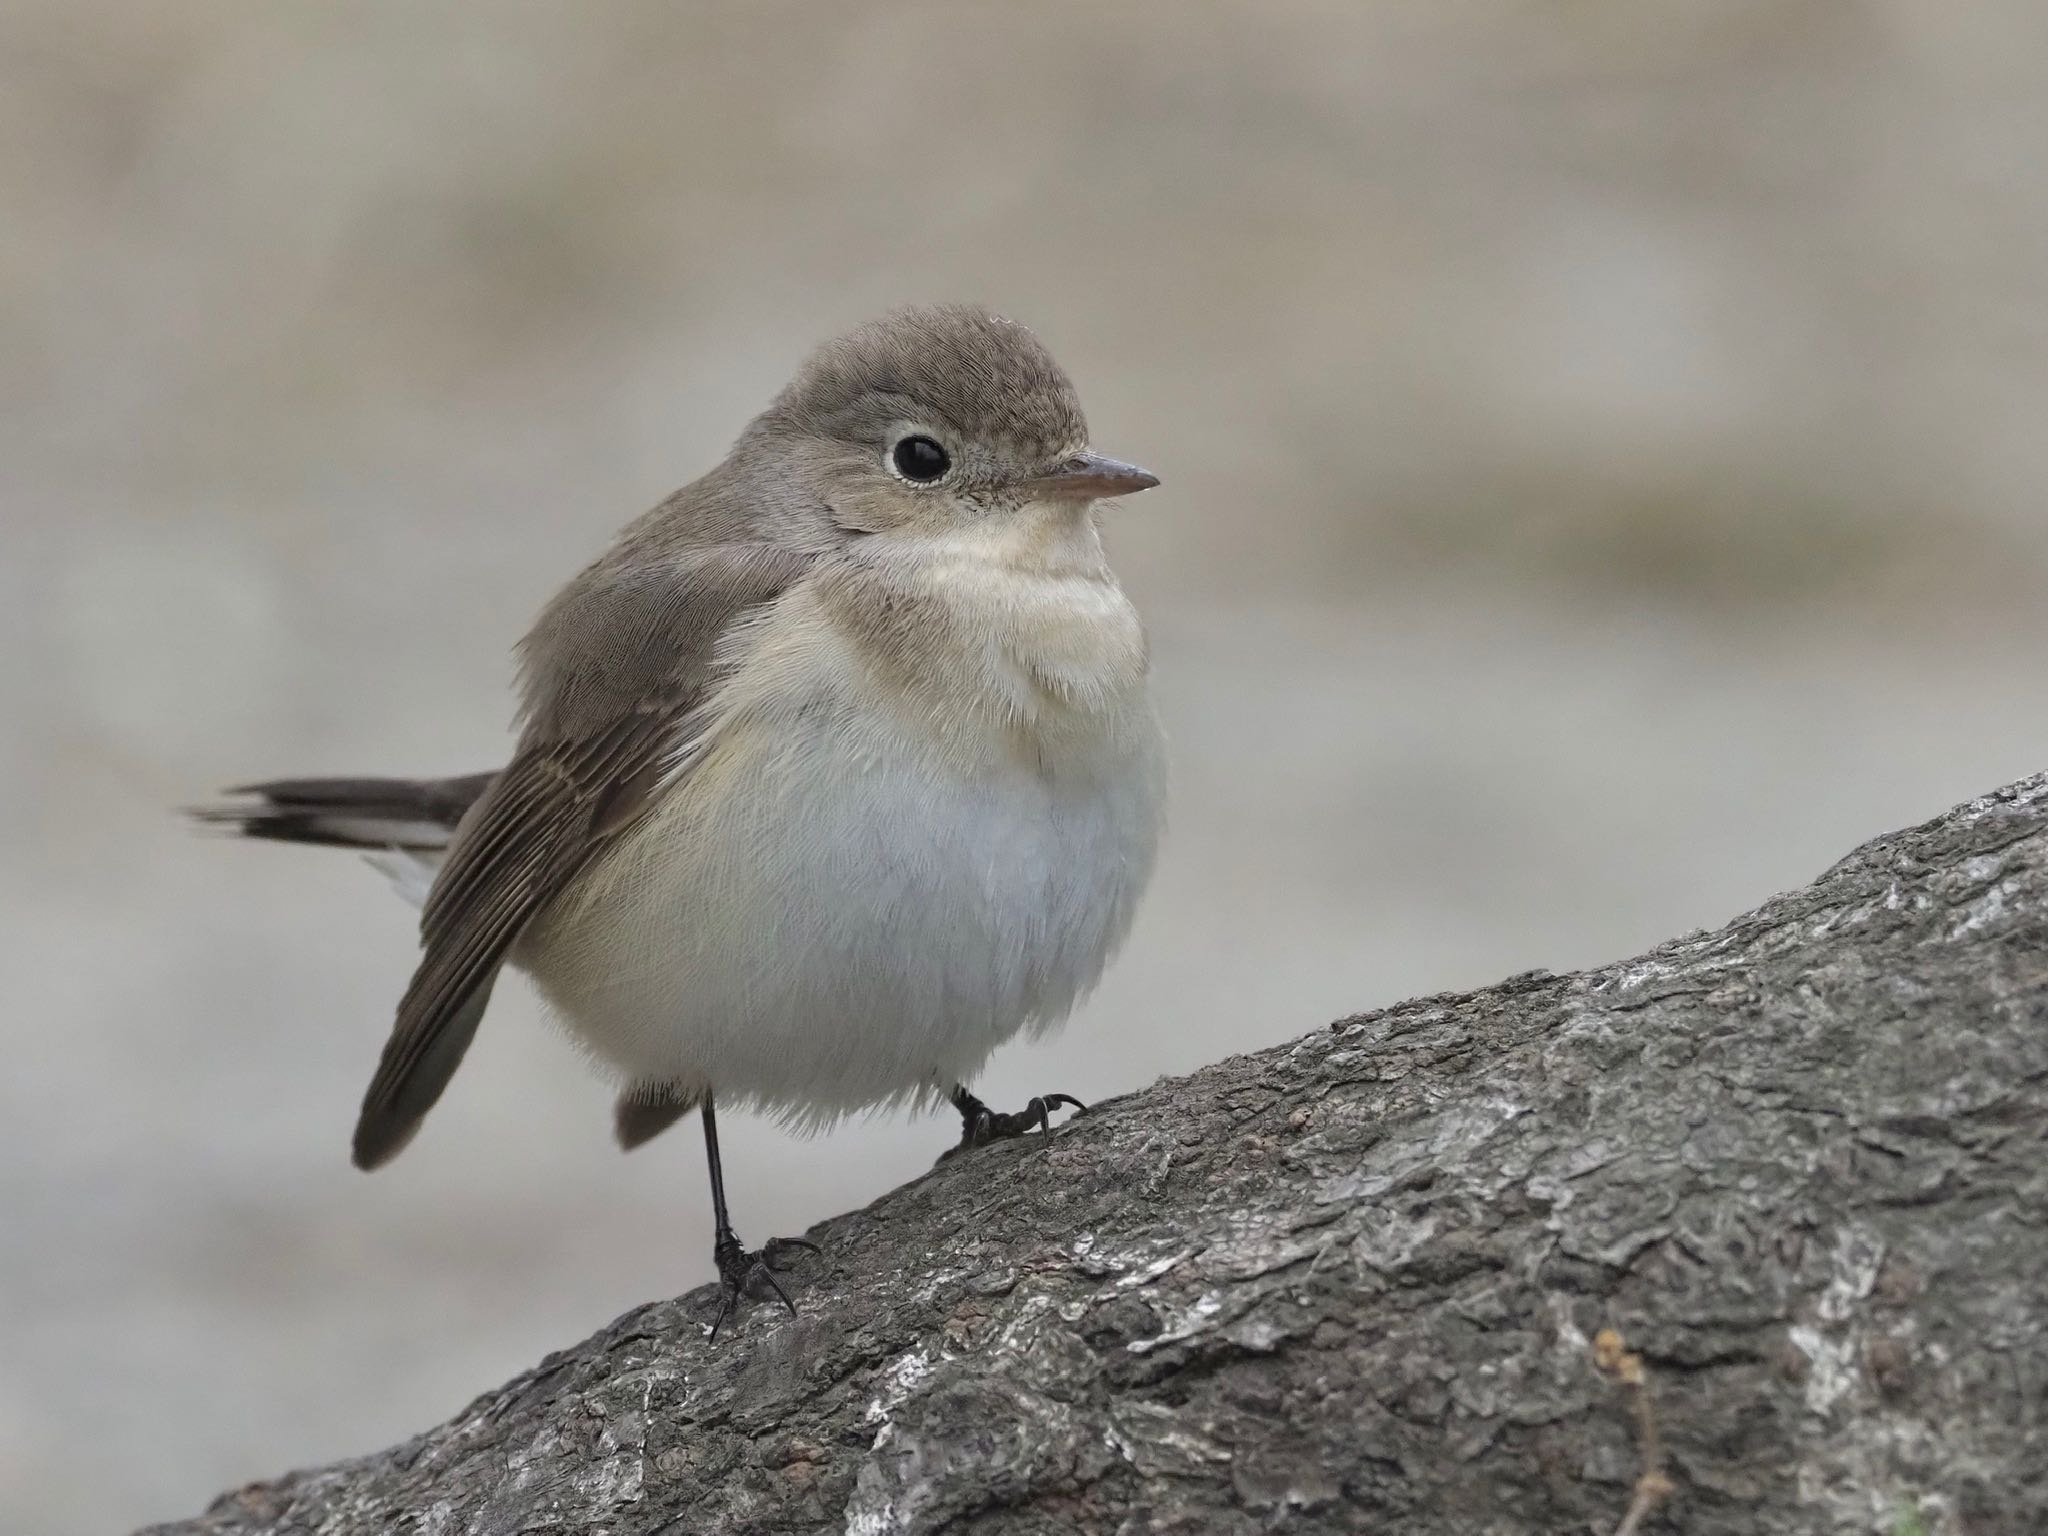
[890,435,951,483]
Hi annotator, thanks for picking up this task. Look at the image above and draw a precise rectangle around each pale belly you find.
[514,696,1166,1125]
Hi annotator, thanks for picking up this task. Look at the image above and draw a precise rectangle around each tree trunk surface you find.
[147,776,2048,1536]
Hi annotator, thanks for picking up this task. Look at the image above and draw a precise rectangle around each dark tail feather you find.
[191,772,497,852]
[614,1085,701,1151]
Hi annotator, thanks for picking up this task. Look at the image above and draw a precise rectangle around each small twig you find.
[1593,1327,1674,1536]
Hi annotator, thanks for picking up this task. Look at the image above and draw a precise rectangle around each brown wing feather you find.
[348,543,818,1170]
[351,707,684,1168]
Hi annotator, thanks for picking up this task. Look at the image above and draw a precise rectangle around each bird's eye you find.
[890,435,951,483]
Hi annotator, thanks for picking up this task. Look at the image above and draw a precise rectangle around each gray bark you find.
[147,776,2048,1536]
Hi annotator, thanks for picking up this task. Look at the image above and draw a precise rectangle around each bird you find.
[197,304,1167,1332]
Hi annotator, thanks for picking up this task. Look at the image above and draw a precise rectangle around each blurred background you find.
[6,3,2048,1530]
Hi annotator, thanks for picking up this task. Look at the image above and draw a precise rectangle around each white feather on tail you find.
[362,847,444,908]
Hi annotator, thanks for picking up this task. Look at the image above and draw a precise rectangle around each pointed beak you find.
[1017,451,1161,501]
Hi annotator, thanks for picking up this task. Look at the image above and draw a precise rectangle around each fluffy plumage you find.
[204,304,1165,1167]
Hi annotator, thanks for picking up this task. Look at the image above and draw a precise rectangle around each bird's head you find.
[757,303,1158,540]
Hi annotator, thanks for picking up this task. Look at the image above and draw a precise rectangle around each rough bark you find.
[147,776,2048,1536]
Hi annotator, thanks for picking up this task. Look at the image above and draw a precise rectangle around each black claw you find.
[943,1087,1088,1159]
[755,1265,796,1319]
[709,1230,817,1340]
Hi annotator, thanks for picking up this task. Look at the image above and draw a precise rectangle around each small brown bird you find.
[202,305,1166,1330]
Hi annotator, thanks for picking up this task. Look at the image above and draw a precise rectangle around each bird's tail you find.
[191,772,496,905]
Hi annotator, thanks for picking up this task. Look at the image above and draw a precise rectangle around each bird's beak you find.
[1017,452,1161,501]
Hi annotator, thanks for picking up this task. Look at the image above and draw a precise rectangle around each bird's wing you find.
[350,543,814,1169]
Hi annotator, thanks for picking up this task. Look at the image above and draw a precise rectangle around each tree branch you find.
[146,775,2048,1536]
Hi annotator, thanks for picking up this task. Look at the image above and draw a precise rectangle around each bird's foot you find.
[709,1230,820,1340]
[942,1089,1086,1161]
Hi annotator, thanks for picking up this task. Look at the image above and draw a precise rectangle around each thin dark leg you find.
[942,1082,1087,1160]
[701,1092,817,1340]
[702,1092,736,1242]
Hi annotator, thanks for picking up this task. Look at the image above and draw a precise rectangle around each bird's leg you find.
[941,1082,1087,1160]
[700,1093,817,1339]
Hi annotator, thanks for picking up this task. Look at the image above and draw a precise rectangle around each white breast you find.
[519,514,1167,1126]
